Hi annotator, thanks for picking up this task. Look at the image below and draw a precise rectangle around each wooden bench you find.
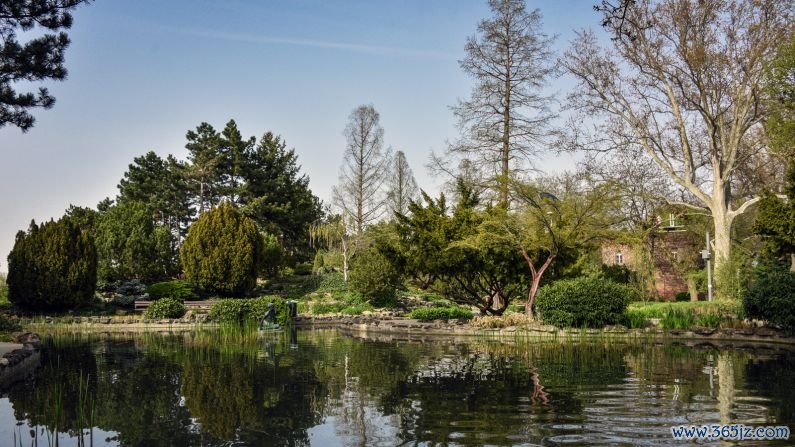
[134,300,217,312]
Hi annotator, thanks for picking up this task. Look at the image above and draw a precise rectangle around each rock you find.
[693,327,716,336]
[14,332,40,347]
[0,358,8,366]
[754,327,778,337]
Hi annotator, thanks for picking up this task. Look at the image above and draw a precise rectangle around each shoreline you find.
[21,314,795,348]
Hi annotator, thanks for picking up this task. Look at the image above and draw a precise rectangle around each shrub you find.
[348,248,402,306]
[260,232,282,278]
[0,313,21,332]
[144,298,185,319]
[313,251,325,274]
[744,268,795,332]
[110,279,148,307]
[209,297,292,326]
[7,217,97,311]
[181,203,264,297]
[292,262,313,276]
[147,280,197,301]
[535,277,631,328]
[621,310,647,329]
[675,291,690,302]
[408,306,473,321]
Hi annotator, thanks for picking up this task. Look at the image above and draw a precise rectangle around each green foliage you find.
[0,272,8,307]
[535,277,631,328]
[259,232,282,277]
[0,0,88,131]
[241,131,322,261]
[292,262,312,276]
[0,313,21,332]
[599,264,632,284]
[675,292,690,302]
[181,203,263,297]
[209,296,291,326]
[389,184,527,315]
[144,298,185,320]
[95,200,178,283]
[744,267,795,332]
[765,34,795,157]
[312,251,325,274]
[714,249,753,301]
[754,167,795,268]
[349,247,402,306]
[621,310,647,329]
[408,306,473,321]
[7,217,97,311]
[696,312,722,328]
[117,151,193,239]
[660,307,695,329]
[147,280,197,301]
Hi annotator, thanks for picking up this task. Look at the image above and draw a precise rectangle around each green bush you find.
[292,262,313,276]
[313,251,325,274]
[144,298,185,319]
[260,232,282,278]
[209,296,292,326]
[535,277,631,328]
[349,248,402,306]
[147,280,197,301]
[744,268,795,332]
[0,313,21,332]
[696,312,722,328]
[7,217,97,311]
[181,203,264,297]
[408,306,473,321]
[675,291,690,302]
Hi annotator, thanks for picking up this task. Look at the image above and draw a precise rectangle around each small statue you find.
[260,303,281,331]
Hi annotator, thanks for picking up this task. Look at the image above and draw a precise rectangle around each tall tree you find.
[185,122,222,214]
[563,0,792,270]
[0,0,89,131]
[443,0,556,205]
[218,119,255,205]
[241,131,322,259]
[333,104,391,236]
[117,151,193,239]
[385,150,419,217]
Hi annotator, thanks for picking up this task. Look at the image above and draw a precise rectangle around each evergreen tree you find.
[117,151,193,239]
[7,216,96,310]
[218,120,255,204]
[180,203,263,297]
[0,0,90,131]
[241,131,322,259]
[95,200,178,283]
[185,122,222,214]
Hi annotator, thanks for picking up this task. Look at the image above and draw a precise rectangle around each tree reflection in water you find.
[3,331,794,446]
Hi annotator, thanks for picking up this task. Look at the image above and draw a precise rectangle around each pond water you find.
[1,329,794,446]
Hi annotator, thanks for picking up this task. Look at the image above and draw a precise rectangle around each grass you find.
[626,300,745,329]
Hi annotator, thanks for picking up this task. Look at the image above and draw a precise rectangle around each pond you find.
[1,329,794,446]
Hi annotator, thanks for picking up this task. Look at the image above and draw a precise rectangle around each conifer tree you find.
[7,216,96,310]
[180,203,263,296]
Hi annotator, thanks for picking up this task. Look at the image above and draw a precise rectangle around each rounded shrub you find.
[147,280,198,301]
[144,297,185,319]
[744,268,795,333]
[7,217,97,311]
[348,248,402,306]
[181,203,264,297]
[535,277,631,328]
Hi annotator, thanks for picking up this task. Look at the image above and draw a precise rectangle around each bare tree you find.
[562,0,792,269]
[444,0,557,206]
[385,150,419,217]
[333,104,392,236]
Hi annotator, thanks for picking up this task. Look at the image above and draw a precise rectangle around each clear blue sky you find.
[0,0,605,272]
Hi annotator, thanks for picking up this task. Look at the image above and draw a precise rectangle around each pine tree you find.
[0,0,90,131]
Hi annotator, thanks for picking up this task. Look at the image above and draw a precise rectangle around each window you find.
[615,252,624,265]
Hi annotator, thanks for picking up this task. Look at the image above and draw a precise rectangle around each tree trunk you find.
[342,237,349,282]
[790,253,795,273]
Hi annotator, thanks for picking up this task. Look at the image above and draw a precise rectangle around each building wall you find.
[601,232,693,300]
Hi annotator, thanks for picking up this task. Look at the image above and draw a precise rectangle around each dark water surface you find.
[2,329,794,446]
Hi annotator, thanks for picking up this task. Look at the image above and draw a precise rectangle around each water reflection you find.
[1,330,793,446]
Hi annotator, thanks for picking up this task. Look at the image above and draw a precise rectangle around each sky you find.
[0,0,606,272]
